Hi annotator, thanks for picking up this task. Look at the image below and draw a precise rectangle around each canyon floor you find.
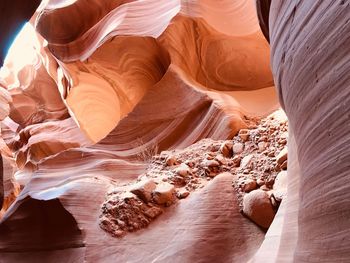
[100,109,288,238]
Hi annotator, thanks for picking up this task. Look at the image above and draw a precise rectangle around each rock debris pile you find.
[100,110,289,236]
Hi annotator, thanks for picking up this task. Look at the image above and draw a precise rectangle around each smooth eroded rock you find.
[243,189,275,229]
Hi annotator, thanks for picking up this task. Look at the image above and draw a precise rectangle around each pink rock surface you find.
[253,1,350,262]
[0,0,348,262]
[0,1,276,261]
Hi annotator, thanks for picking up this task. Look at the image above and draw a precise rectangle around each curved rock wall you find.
[1,0,348,262]
[0,1,279,261]
[31,0,276,143]
[268,1,350,262]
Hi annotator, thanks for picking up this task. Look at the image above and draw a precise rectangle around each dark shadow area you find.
[0,198,84,253]
[256,0,272,43]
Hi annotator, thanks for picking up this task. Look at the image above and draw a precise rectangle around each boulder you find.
[152,182,176,205]
[175,163,191,177]
[219,141,233,157]
[166,156,178,166]
[130,179,157,203]
[243,189,275,228]
[201,159,220,168]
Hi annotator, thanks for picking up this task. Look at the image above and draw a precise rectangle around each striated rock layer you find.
[0,0,348,262]
[255,1,350,262]
[0,1,278,262]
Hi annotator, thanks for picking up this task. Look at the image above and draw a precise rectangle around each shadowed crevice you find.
[0,198,85,254]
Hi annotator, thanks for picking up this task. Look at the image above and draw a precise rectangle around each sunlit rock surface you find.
[0,0,348,262]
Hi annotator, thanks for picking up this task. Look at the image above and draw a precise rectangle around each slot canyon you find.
[0,0,349,262]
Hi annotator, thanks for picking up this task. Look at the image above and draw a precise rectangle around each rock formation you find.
[254,1,350,262]
[0,0,349,262]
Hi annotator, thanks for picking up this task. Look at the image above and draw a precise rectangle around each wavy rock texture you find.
[0,1,277,261]
[262,1,350,262]
[251,1,350,262]
[2,0,347,262]
[31,0,276,143]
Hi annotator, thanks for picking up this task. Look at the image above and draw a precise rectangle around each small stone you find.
[130,179,156,203]
[280,131,288,139]
[258,142,267,152]
[262,150,269,155]
[238,129,250,142]
[144,206,163,219]
[160,151,170,160]
[219,141,233,157]
[276,147,288,166]
[243,189,275,229]
[205,152,216,160]
[177,189,190,199]
[258,127,267,133]
[100,216,110,226]
[232,143,244,154]
[116,219,126,228]
[166,156,178,166]
[175,163,191,177]
[270,195,278,207]
[236,177,244,186]
[238,174,245,179]
[278,139,287,145]
[265,177,275,188]
[232,156,241,167]
[185,160,195,168]
[258,136,268,142]
[202,159,220,168]
[215,154,225,164]
[120,191,136,201]
[152,182,176,205]
[280,160,287,170]
[210,144,220,152]
[240,155,254,169]
[242,179,257,193]
[171,175,186,186]
[256,178,265,186]
[273,171,288,200]
[263,165,272,172]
